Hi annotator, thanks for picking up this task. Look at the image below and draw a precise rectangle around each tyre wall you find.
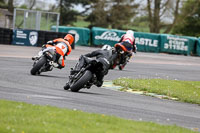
[0,28,12,45]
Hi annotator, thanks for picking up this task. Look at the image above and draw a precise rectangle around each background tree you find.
[146,0,181,33]
[172,0,200,36]
[108,0,138,29]
[7,0,13,12]
[59,0,79,25]
[0,0,14,12]
[58,0,91,25]
[0,0,7,8]
[86,0,138,29]
[85,0,109,28]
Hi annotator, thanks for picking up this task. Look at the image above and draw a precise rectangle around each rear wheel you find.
[30,56,46,75]
[70,70,93,92]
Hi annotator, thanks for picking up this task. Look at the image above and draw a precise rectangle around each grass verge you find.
[0,99,196,133]
[113,78,200,104]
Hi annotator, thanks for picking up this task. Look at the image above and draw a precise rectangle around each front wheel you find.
[70,70,93,92]
[30,56,46,75]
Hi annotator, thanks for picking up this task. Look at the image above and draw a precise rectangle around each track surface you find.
[0,45,200,130]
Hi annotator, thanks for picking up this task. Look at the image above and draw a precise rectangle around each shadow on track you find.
[31,74,67,79]
[64,89,108,96]
[111,69,136,73]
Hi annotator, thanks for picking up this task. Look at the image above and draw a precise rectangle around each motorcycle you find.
[64,57,104,92]
[30,45,58,75]
[111,43,132,70]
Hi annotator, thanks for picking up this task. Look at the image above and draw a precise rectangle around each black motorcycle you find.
[64,57,104,92]
[30,47,56,75]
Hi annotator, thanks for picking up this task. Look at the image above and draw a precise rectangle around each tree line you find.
[58,0,200,37]
[1,0,200,37]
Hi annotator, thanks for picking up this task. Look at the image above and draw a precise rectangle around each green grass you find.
[0,100,196,133]
[113,78,200,104]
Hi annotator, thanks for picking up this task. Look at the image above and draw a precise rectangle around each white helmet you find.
[126,30,134,36]
[101,45,112,51]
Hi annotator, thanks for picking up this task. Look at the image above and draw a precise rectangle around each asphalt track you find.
[0,45,200,131]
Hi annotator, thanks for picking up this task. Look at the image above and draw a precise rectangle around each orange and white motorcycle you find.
[30,44,62,75]
[111,43,133,70]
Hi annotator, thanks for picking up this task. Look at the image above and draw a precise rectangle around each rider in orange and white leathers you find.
[44,34,74,69]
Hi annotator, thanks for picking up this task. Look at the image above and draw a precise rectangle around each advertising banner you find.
[196,38,200,56]
[134,32,160,53]
[92,27,160,53]
[91,27,125,47]
[51,26,90,46]
[12,29,38,46]
[160,34,197,55]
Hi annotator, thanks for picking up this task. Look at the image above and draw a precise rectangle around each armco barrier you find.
[160,34,197,55]
[51,26,90,46]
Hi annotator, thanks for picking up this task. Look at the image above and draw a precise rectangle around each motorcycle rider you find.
[71,45,114,87]
[33,34,74,69]
[112,30,136,68]
[118,30,137,55]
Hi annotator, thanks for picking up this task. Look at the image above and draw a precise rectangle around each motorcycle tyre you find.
[30,56,47,75]
[70,70,92,92]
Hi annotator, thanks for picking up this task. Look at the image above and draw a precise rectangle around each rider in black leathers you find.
[71,45,114,87]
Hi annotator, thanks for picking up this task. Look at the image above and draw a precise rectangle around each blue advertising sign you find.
[12,29,38,46]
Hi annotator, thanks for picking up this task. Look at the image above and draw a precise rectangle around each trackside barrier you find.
[1,27,200,56]
[12,29,38,46]
[51,26,90,46]
[91,27,125,47]
[196,38,200,56]
[91,27,161,53]
[37,30,75,49]
[0,28,12,45]
[50,26,199,56]
[134,32,160,53]
[12,29,75,49]
[160,34,198,55]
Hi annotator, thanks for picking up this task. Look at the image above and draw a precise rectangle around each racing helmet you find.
[126,30,134,36]
[101,45,112,51]
[64,34,74,45]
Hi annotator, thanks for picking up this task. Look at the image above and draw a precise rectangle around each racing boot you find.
[64,83,70,90]
[96,80,103,87]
